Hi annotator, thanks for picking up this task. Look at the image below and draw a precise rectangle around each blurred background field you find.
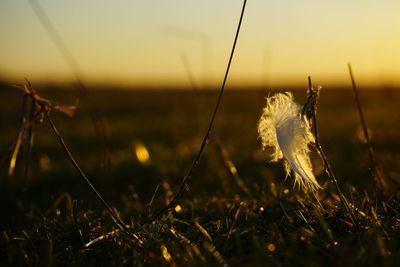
[1,85,400,265]
[1,86,400,216]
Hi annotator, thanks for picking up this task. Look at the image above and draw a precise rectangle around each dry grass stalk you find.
[304,77,358,226]
[348,63,387,196]
[142,0,248,225]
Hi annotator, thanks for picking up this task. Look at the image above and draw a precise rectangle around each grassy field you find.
[1,86,400,266]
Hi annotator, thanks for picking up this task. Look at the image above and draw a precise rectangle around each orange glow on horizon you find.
[1,1,399,89]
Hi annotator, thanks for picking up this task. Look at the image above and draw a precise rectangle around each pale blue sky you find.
[1,0,399,88]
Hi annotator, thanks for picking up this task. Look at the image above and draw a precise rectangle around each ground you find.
[0,86,399,266]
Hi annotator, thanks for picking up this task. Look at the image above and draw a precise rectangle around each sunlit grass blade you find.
[8,125,26,176]
[8,93,28,176]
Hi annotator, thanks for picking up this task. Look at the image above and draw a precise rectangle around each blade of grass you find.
[9,94,28,176]
[307,76,358,227]
[348,63,386,196]
[215,138,251,196]
[142,0,248,225]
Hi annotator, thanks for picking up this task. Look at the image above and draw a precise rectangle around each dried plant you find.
[8,80,142,240]
[8,79,78,179]
[142,0,248,225]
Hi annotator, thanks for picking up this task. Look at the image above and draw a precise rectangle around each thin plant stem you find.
[46,113,130,233]
[23,97,36,189]
[142,0,248,225]
[12,82,142,241]
[307,77,358,226]
[348,63,385,196]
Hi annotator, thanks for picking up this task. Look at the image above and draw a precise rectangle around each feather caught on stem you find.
[258,92,321,194]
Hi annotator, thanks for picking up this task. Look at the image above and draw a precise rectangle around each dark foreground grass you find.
[1,87,400,266]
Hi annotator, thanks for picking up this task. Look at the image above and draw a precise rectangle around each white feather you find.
[258,92,321,194]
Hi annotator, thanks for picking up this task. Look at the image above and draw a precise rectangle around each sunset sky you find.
[1,0,399,89]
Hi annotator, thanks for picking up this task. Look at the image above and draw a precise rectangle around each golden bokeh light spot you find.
[283,188,290,194]
[227,161,238,176]
[134,142,151,166]
[267,243,276,253]
[160,245,172,263]
[39,154,51,171]
[174,205,182,213]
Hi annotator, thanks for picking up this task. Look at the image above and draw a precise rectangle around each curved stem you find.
[47,114,130,233]
[142,0,248,225]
